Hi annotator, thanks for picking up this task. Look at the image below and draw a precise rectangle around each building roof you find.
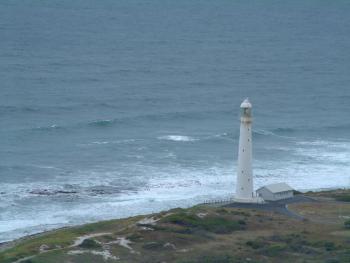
[257,183,294,193]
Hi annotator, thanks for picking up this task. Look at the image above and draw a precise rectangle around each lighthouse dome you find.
[240,98,252,108]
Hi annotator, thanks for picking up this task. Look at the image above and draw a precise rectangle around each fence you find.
[202,197,236,205]
[202,196,265,205]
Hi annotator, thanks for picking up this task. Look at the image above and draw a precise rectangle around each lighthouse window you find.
[242,149,244,152]
[241,187,244,190]
[248,139,250,142]
[241,170,244,174]
[248,179,250,182]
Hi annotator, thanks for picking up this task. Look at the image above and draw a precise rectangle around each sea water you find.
[1,0,350,242]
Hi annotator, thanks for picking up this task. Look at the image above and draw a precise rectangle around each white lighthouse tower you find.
[235,98,255,202]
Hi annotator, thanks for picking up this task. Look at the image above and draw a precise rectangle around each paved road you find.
[224,195,317,220]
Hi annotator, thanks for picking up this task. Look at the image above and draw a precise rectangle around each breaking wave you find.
[157,135,197,142]
[32,124,64,131]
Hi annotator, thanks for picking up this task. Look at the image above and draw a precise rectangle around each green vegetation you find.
[0,229,77,263]
[1,189,350,263]
[262,243,287,256]
[179,254,235,263]
[246,240,265,249]
[324,241,336,251]
[344,220,350,229]
[161,212,245,234]
[306,189,350,202]
[334,194,350,202]
[78,239,101,249]
[142,242,164,250]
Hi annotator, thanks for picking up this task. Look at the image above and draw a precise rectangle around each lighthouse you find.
[235,98,255,202]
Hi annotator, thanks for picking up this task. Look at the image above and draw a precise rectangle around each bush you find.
[246,240,265,249]
[180,254,235,263]
[216,208,228,214]
[324,242,336,251]
[230,211,250,216]
[238,219,246,225]
[334,195,350,202]
[197,254,235,263]
[344,220,350,229]
[325,258,340,263]
[142,242,164,250]
[262,244,287,256]
[127,232,143,242]
[78,239,101,249]
[162,213,243,234]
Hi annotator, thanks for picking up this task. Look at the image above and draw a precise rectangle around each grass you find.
[261,244,287,256]
[0,230,77,263]
[288,202,350,225]
[0,217,139,263]
[306,189,350,202]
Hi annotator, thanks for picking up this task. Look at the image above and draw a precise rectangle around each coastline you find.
[1,188,350,262]
[0,186,346,250]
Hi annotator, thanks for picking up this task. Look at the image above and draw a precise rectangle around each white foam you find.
[297,140,350,148]
[158,135,196,142]
[294,140,350,163]
[79,139,137,146]
[2,138,350,243]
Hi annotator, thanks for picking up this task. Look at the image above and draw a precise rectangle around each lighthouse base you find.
[232,196,264,204]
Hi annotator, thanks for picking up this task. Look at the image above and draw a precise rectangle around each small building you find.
[256,183,294,201]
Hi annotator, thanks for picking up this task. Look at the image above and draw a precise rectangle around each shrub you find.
[262,244,287,256]
[230,210,250,216]
[334,195,350,202]
[238,219,246,225]
[197,254,235,263]
[78,239,101,249]
[127,232,143,242]
[162,213,243,234]
[179,254,235,263]
[325,258,340,263]
[324,242,336,251]
[216,208,228,214]
[246,240,265,249]
[344,220,350,229]
[142,242,164,250]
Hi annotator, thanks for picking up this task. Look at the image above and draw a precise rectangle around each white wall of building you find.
[235,99,254,200]
[257,188,294,201]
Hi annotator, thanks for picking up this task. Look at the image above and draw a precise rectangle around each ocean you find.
[1,0,350,242]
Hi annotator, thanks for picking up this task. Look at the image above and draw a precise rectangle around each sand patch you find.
[164,242,176,249]
[139,226,154,231]
[107,237,138,254]
[68,249,119,260]
[137,217,159,225]
[196,212,208,218]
